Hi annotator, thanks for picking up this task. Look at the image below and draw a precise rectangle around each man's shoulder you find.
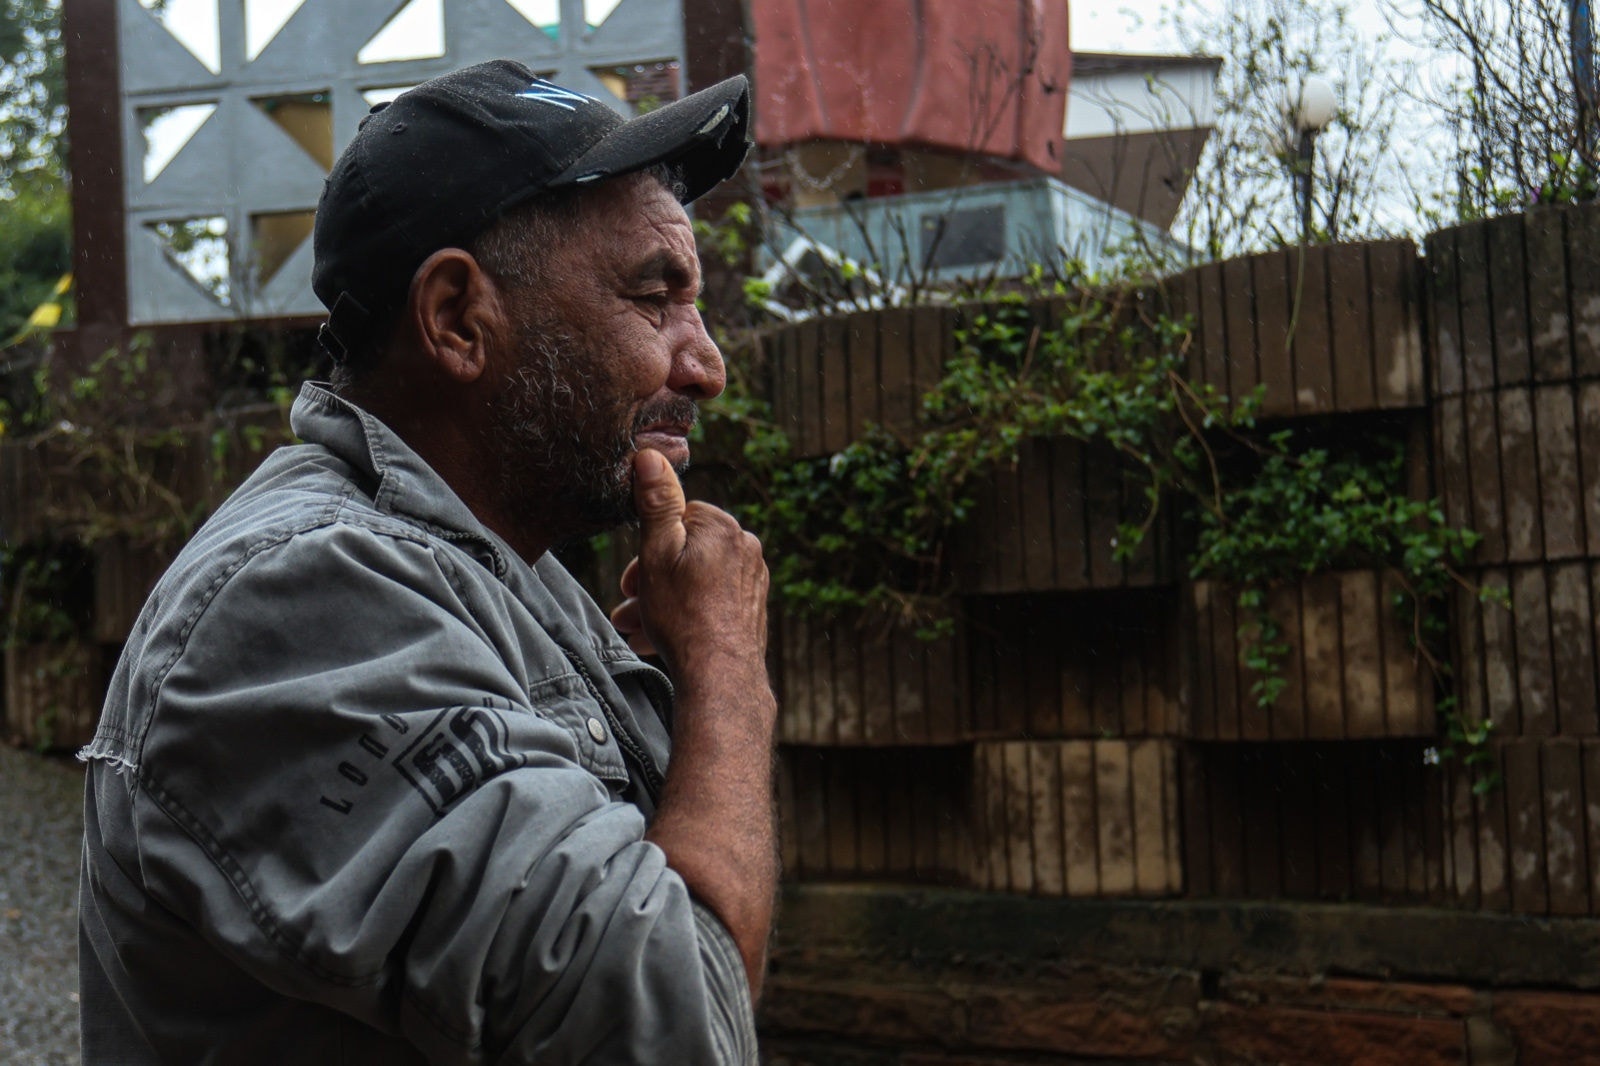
[142,446,452,631]
[190,442,420,560]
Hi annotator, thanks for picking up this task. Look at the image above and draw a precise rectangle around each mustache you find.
[631,396,700,434]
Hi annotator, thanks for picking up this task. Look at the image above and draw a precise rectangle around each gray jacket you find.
[78,383,758,1064]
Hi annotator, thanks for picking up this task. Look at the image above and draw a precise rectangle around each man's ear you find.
[407,248,502,384]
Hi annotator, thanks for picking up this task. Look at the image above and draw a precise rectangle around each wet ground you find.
[0,744,84,1065]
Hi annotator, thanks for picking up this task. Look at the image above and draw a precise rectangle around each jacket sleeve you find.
[125,521,757,1064]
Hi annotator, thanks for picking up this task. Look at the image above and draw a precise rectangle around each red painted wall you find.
[752,0,1072,174]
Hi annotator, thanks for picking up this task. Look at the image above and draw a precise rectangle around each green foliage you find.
[692,200,755,269]
[149,219,230,304]
[1,540,94,752]
[0,542,86,647]
[0,330,299,669]
[707,286,1255,628]
[5,332,297,554]
[703,275,1494,768]
[1431,701,1501,794]
[1190,432,1483,709]
[0,180,70,342]
[0,0,66,197]
[1193,435,1480,586]
[25,337,201,548]
[203,323,324,411]
[1234,588,1291,707]
[1,542,95,761]
[0,0,72,359]
[1531,152,1600,208]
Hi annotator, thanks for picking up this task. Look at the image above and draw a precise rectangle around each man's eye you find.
[635,293,671,321]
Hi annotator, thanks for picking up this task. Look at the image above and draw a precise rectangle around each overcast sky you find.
[1070,0,1428,52]
[1070,0,1456,73]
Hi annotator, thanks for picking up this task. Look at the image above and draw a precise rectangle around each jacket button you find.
[586,717,608,744]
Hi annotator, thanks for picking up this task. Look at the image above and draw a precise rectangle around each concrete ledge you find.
[774,884,1600,991]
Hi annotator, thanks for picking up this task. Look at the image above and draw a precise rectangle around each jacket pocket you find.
[528,674,632,790]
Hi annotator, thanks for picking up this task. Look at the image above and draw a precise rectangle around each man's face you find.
[486,174,725,540]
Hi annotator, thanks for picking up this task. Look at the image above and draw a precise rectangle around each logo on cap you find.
[517,79,597,112]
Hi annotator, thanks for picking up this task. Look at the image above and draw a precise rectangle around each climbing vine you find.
[700,274,1501,776]
[2,335,295,552]
[0,330,303,688]
[707,280,1237,630]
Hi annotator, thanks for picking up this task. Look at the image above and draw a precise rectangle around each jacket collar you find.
[289,382,511,577]
[288,383,662,700]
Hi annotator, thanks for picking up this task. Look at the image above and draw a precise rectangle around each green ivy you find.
[705,286,1253,627]
[0,330,301,673]
[1424,696,1501,794]
[698,278,1500,778]
[1192,433,1488,710]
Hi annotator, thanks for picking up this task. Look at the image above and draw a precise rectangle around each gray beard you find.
[487,324,696,544]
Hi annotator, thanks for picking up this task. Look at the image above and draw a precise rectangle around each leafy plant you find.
[0,331,299,665]
[698,273,1498,778]
[693,200,756,270]
[1190,429,1491,712]
[1427,700,1501,794]
[0,0,67,198]
[1,543,87,648]
[705,282,1254,629]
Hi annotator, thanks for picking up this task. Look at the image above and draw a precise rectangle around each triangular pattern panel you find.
[128,217,238,324]
[583,0,625,30]
[119,0,220,94]
[357,0,447,65]
[231,96,333,211]
[251,230,325,316]
[122,0,684,324]
[126,101,231,213]
[243,0,411,84]
[579,0,681,63]
[447,0,565,66]
[245,0,310,62]
[136,102,217,184]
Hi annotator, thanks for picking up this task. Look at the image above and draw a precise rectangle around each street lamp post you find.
[1289,76,1338,244]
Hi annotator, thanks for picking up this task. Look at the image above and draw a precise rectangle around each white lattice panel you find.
[119,0,685,324]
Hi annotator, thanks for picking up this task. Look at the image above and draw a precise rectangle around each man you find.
[78,60,776,1064]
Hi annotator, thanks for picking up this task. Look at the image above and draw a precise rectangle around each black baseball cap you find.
[312,59,751,361]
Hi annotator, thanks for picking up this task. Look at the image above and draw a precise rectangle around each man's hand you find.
[625,447,779,1001]
[614,449,770,681]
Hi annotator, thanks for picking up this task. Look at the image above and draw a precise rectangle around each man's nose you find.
[668,307,726,400]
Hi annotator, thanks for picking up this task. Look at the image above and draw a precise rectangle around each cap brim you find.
[552,75,752,203]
